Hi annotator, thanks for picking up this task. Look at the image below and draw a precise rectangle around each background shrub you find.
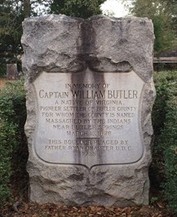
[151,71,177,214]
[0,79,27,206]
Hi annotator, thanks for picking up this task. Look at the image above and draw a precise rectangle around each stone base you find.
[28,162,149,206]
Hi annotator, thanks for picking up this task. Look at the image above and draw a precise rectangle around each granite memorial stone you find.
[22,15,155,206]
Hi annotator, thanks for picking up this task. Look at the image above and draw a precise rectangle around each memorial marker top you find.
[22,15,154,81]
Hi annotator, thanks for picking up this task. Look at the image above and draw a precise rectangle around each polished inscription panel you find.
[33,69,144,168]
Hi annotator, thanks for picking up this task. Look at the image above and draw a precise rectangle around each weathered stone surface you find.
[22,15,155,206]
[88,16,154,82]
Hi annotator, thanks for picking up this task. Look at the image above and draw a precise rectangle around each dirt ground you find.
[1,200,176,217]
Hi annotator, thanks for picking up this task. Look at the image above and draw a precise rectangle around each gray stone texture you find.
[22,15,155,206]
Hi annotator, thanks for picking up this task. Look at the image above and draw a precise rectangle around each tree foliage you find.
[0,0,33,75]
[128,0,176,53]
[0,0,23,64]
[50,0,105,18]
[0,0,106,76]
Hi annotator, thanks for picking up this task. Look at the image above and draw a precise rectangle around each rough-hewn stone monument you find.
[22,15,155,206]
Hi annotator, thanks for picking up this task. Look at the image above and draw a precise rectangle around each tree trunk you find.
[24,0,31,18]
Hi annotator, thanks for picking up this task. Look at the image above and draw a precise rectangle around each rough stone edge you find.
[88,16,154,82]
[21,14,84,82]
[22,15,154,82]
